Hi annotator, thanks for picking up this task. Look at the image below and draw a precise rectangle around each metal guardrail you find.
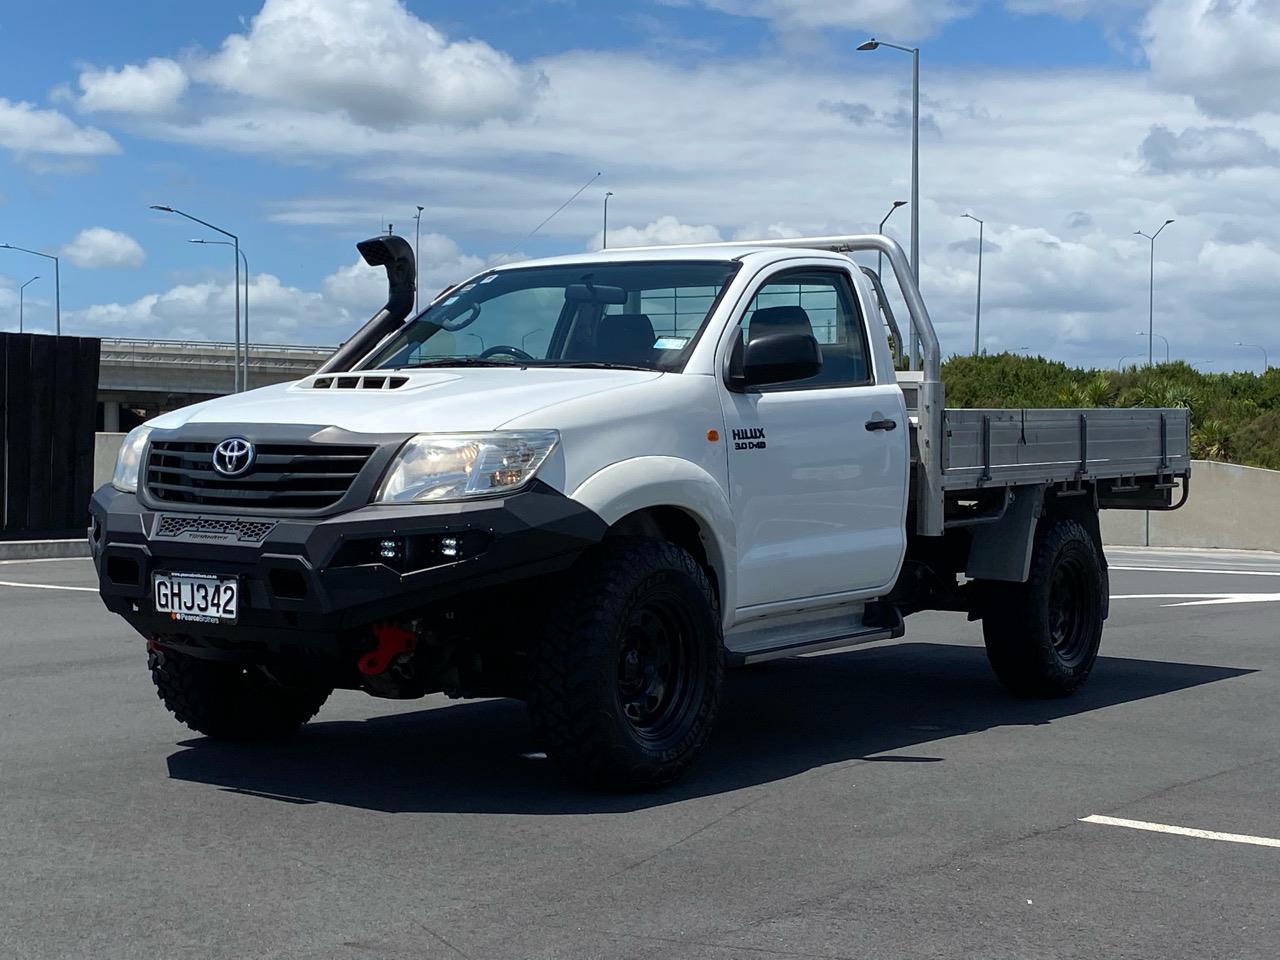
[100,338,334,371]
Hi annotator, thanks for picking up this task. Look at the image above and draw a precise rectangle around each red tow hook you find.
[358,622,417,675]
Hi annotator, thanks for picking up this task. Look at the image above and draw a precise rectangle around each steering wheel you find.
[440,302,482,332]
[479,344,534,362]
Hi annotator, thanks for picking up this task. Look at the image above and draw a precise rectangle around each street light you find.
[1191,360,1215,371]
[875,200,907,281]
[190,239,250,390]
[1118,354,1139,370]
[603,191,614,250]
[1,244,60,334]
[413,205,425,314]
[1134,219,1174,368]
[1136,330,1169,364]
[151,204,243,391]
[19,275,39,332]
[521,328,544,352]
[859,37,920,367]
[1234,341,1269,372]
[963,213,984,356]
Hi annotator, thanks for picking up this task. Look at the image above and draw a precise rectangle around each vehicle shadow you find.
[165,642,1251,814]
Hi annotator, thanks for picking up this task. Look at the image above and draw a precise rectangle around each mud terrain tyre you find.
[528,538,723,790]
[982,518,1106,697]
[149,646,332,740]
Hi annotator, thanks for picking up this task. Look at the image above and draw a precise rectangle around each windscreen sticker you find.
[653,337,689,350]
[479,275,498,283]
[442,296,460,305]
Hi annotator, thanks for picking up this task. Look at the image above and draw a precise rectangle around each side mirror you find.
[742,333,822,386]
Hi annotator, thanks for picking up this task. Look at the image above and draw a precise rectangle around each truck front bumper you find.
[90,481,607,657]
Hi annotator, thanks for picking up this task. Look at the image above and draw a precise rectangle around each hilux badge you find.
[212,437,255,477]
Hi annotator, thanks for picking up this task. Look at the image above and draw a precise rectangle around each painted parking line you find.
[1111,593,1280,607]
[1080,815,1280,850]
[0,580,97,593]
[1110,565,1280,578]
[0,556,88,566]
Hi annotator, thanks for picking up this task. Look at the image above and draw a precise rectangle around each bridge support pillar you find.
[103,400,120,433]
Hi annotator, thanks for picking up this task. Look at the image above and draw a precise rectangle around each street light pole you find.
[1234,341,1269,372]
[858,38,921,367]
[876,200,907,281]
[190,239,250,390]
[413,205,424,314]
[963,213,984,356]
[19,275,39,332]
[152,205,243,391]
[1,244,60,334]
[603,191,614,249]
[1136,331,1170,364]
[1117,354,1138,371]
[1134,219,1174,368]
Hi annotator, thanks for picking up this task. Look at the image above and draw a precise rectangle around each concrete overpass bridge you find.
[98,338,334,432]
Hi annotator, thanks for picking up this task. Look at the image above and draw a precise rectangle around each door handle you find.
[865,418,897,432]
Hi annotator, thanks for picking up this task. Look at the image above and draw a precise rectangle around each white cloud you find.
[62,227,147,269]
[199,0,542,128]
[687,0,976,37]
[0,98,119,157]
[77,58,188,114]
[1143,0,1280,118]
[68,233,510,343]
[1140,124,1280,174]
[69,273,348,344]
[590,216,722,250]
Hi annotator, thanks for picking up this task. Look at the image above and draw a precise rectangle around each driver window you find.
[735,270,872,388]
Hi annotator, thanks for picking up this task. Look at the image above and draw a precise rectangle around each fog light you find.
[379,538,403,561]
[440,536,460,558]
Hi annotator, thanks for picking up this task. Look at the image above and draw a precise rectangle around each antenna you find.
[525,172,602,240]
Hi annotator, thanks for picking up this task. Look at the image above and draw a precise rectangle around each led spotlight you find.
[379,538,403,562]
[440,536,460,558]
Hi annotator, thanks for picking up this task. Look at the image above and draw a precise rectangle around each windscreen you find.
[360,260,741,373]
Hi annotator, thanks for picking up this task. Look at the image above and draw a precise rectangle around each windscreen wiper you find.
[541,361,656,372]
[397,357,521,369]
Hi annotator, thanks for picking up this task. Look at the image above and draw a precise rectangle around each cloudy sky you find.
[2,0,1277,372]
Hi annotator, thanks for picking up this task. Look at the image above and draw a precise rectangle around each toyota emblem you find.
[212,437,255,477]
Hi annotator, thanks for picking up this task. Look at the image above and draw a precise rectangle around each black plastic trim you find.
[91,479,608,658]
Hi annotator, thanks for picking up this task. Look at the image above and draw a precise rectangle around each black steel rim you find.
[616,585,701,744]
[1048,553,1094,666]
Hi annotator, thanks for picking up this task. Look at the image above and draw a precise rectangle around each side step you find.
[728,609,905,666]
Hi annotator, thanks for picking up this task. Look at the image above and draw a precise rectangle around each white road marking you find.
[0,580,97,593]
[1080,815,1280,849]
[1111,592,1280,607]
[1111,565,1280,578]
[0,556,88,566]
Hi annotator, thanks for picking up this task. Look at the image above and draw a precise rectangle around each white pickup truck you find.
[92,233,1190,789]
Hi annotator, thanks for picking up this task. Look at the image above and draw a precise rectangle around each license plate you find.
[153,572,239,624]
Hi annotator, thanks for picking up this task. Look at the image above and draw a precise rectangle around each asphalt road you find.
[1,546,1277,960]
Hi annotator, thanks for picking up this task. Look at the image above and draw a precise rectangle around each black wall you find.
[1,333,101,539]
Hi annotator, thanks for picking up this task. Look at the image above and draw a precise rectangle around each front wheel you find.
[149,646,332,740]
[981,518,1105,698]
[527,538,723,790]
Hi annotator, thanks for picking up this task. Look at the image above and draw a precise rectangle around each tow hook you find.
[358,622,417,675]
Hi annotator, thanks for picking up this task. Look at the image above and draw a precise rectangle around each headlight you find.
[375,431,560,503]
[111,425,153,493]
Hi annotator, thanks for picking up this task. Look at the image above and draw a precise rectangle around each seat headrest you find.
[596,313,655,363]
[748,305,814,343]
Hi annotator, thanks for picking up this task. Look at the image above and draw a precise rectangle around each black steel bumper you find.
[90,480,607,656]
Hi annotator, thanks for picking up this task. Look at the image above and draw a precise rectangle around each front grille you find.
[154,515,278,543]
[146,440,375,511]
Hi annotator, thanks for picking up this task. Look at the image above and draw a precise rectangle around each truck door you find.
[718,265,909,611]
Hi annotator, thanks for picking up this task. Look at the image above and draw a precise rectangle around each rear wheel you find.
[148,646,332,739]
[981,518,1105,697]
[528,538,723,790]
